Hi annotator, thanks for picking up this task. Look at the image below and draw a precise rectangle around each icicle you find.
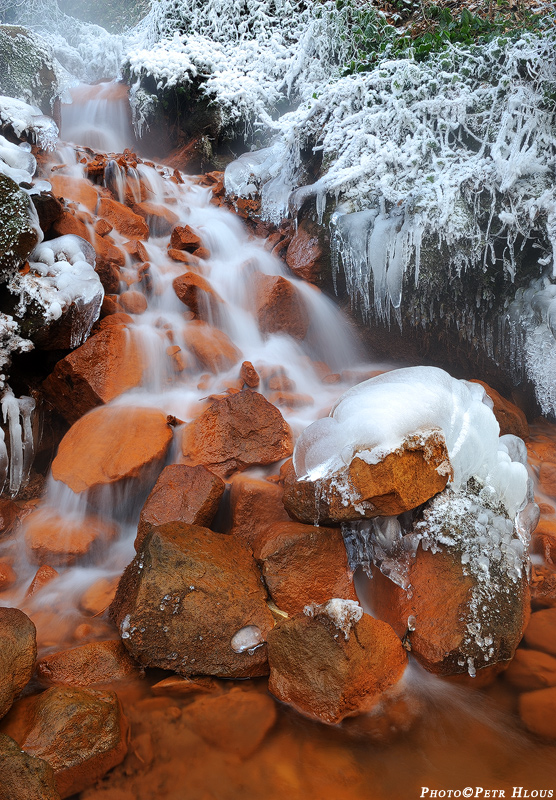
[0,426,7,494]
[18,395,36,489]
[1,390,35,496]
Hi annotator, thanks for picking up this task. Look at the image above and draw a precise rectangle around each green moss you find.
[0,173,39,274]
[0,25,58,113]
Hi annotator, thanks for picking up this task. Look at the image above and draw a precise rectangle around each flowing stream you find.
[1,81,555,799]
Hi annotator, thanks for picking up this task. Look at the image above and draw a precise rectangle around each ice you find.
[294,366,528,516]
[230,625,265,653]
[0,97,59,151]
[1,389,35,496]
[304,598,363,640]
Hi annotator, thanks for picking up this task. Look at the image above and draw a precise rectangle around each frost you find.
[304,598,363,640]
[0,96,59,151]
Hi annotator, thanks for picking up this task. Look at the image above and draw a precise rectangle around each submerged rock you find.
[518,686,556,740]
[181,389,293,478]
[24,508,118,566]
[0,686,128,799]
[0,608,36,720]
[253,273,308,340]
[110,522,275,678]
[267,600,407,724]
[36,640,142,687]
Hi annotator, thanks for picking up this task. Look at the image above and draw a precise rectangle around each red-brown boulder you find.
[183,320,241,373]
[26,565,59,598]
[110,522,275,678]
[239,360,260,388]
[505,649,556,691]
[0,686,128,798]
[253,273,308,340]
[267,601,407,724]
[51,406,173,495]
[37,640,142,687]
[42,326,144,424]
[172,272,222,318]
[519,686,556,739]
[132,201,179,237]
[119,290,147,314]
[229,473,290,549]
[182,390,293,478]
[523,608,556,657]
[0,608,36,720]
[97,198,149,239]
[24,509,118,565]
[258,521,357,615]
[169,224,202,251]
[135,464,225,549]
[0,733,61,800]
[285,220,323,283]
[50,175,98,213]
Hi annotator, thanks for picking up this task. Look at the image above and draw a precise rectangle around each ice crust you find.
[0,97,59,152]
[304,598,363,640]
[294,366,528,518]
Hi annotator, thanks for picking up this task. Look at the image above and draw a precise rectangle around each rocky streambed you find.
[0,83,555,800]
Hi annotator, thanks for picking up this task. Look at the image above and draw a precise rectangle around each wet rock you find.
[42,326,144,424]
[37,640,142,687]
[518,687,556,739]
[32,191,63,235]
[182,390,294,478]
[259,521,357,615]
[97,198,149,239]
[0,608,36,720]
[505,649,556,691]
[229,473,290,549]
[183,688,277,758]
[110,522,274,678]
[368,542,530,677]
[0,173,40,270]
[285,219,324,283]
[239,360,260,388]
[79,576,119,616]
[132,201,178,237]
[267,601,407,724]
[282,429,451,524]
[170,224,202,252]
[135,464,225,549]
[523,608,556,657]
[182,320,241,373]
[539,463,556,498]
[253,273,308,340]
[530,565,556,609]
[151,675,217,697]
[51,405,173,495]
[119,290,147,314]
[50,175,99,213]
[24,508,118,565]
[469,380,529,438]
[172,272,222,318]
[0,497,19,539]
[0,686,128,798]
[0,561,16,591]
[0,733,61,800]
[26,565,59,597]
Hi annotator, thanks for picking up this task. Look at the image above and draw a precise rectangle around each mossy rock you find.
[0,173,40,274]
[0,26,58,114]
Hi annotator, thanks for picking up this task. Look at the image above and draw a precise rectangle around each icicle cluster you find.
[0,389,35,495]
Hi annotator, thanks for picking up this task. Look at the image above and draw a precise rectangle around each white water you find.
[0,82,390,651]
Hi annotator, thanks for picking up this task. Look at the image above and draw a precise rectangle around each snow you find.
[294,366,528,518]
[0,97,59,151]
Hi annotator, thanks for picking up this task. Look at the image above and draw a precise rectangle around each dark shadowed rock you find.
[0,733,61,800]
[0,608,36,720]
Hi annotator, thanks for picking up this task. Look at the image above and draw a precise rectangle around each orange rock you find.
[530,564,556,609]
[285,220,323,283]
[97,198,149,239]
[194,246,211,260]
[531,532,556,565]
[167,248,200,266]
[0,498,19,540]
[0,732,61,800]
[51,406,173,495]
[100,295,122,316]
[93,218,112,237]
[183,320,241,373]
[135,464,225,549]
[0,686,128,798]
[0,608,36,720]
[26,565,59,597]
[282,429,451,525]
[519,686,556,739]
[539,462,556,497]
[183,689,277,758]
[239,360,260,388]
[170,224,202,251]
[79,576,119,616]
[50,175,98,213]
[172,272,222,317]
[268,391,314,409]
[110,523,275,678]
[368,544,530,676]
[523,608,556,657]
[253,273,308,340]
[469,380,529,438]
[24,509,118,566]
[123,239,149,262]
[259,521,357,615]
[182,390,294,478]
[0,562,16,592]
[505,649,556,691]
[119,290,147,314]
[229,473,290,549]
[95,312,134,331]
[132,201,179,237]
[42,326,144,424]
[51,209,91,242]
[267,605,407,724]
[37,640,141,687]
[150,675,217,697]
